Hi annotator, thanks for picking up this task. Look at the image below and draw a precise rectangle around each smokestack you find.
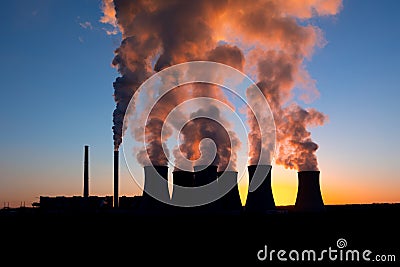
[83,145,89,198]
[245,165,275,213]
[114,150,119,208]
[141,165,170,211]
[217,171,242,213]
[194,165,218,212]
[295,171,325,212]
[172,170,195,206]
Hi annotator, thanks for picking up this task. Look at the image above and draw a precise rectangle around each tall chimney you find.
[141,165,170,211]
[295,171,325,212]
[83,145,89,198]
[245,165,276,213]
[217,171,242,213]
[172,169,195,206]
[114,150,119,208]
[194,165,218,212]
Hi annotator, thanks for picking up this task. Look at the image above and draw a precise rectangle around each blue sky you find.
[0,0,399,207]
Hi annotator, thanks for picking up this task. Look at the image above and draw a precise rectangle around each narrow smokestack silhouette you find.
[141,165,170,211]
[295,171,324,212]
[83,145,89,198]
[172,170,194,206]
[194,165,218,212]
[245,165,275,213]
[114,150,119,208]
[218,171,242,212]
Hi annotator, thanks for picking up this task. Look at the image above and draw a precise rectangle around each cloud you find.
[102,27,119,36]
[79,21,93,30]
[100,0,120,35]
[109,0,342,170]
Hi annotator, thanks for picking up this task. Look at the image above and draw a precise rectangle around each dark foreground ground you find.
[1,204,399,265]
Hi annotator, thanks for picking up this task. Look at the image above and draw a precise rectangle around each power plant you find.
[295,171,325,212]
[83,145,89,198]
[37,145,325,214]
[172,169,195,207]
[140,165,170,211]
[38,145,114,212]
[193,165,219,212]
[114,150,119,208]
[217,171,242,213]
[245,165,276,213]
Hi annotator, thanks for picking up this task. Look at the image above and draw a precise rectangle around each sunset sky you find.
[1,0,399,208]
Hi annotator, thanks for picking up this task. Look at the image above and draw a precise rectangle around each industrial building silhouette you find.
[37,145,325,214]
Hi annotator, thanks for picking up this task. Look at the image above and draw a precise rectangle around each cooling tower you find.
[295,171,325,212]
[172,170,195,206]
[245,165,276,213]
[194,165,218,185]
[83,145,89,198]
[141,165,170,211]
[217,171,242,213]
[114,150,119,208]
[194,165,218,212]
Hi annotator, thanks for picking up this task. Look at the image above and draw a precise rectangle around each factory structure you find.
[38,145,325,214]
[39,145,114,212]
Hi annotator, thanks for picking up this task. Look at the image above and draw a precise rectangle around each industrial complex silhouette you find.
[36,145,324,214]
[1,145,398,266]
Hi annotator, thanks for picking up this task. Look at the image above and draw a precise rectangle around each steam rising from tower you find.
[102,0,342,172]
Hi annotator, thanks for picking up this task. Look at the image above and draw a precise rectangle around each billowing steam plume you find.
[100,0,118,35]
[103,0,341,170]
[177,105,241,171]
[135,82,241,171]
